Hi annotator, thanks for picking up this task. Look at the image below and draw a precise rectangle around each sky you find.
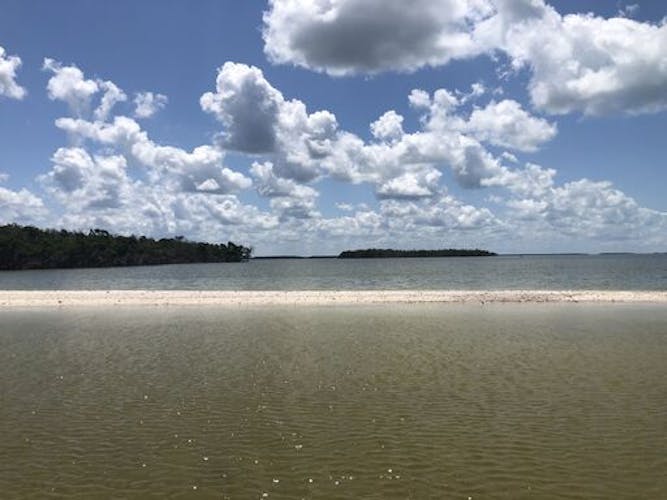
[0,0,666,256]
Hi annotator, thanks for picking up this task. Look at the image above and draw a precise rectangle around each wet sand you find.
[0,289,666,307]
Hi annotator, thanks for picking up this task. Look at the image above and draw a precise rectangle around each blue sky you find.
[1,0,666,255]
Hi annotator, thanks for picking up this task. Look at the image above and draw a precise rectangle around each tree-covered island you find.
[0,224,252,270]
[338,248,497,258]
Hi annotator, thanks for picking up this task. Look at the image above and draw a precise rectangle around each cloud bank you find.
[1,8,666,254]
[264,0,667,115]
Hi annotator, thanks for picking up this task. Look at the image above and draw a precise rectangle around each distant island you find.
[338,248,497,258]
[0,224,251,271]
[252,255,337,260]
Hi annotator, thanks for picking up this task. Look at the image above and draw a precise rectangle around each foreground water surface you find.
[1,304,665,499]
[1,254,667,291]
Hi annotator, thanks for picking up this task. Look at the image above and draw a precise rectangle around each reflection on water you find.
[1,304,666,498]
[1,254,667,290]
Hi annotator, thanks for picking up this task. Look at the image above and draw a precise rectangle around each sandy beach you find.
[0,289,665,307]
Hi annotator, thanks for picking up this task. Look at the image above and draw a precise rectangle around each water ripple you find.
[1,304,665,498]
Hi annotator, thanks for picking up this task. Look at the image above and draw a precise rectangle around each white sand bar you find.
[0,290,666,308]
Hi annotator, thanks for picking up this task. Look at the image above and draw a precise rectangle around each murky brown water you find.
[1,304,665,499]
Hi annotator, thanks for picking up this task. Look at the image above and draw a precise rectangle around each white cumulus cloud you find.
[477,0,667,115]
[263,0,494,75]
[0,46,26,100]
[0,186,48,225]
[200,62,282,153]
[201,62,341,183]
[465,99,556,152]
[134,91,168,119]
[265,0,667,115]
[94,81,127,121]
[370,111,405,142]
[54,116,252,195]
[41,147,134,210]
[43,58,100,115]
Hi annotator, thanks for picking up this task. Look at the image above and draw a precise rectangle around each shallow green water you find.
[1,304,666,499]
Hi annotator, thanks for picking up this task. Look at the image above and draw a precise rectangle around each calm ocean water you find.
[1,304,665,498]
[1,254,666,290]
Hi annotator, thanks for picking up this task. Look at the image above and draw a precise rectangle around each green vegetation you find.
[0,224,251,270]
[338,248,496,258]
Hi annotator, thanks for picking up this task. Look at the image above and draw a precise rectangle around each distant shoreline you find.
[250,253,667,259]
[0,290,665,308]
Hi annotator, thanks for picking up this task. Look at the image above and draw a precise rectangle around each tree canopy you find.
[0,224,251,270]
[338,248,496,258]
